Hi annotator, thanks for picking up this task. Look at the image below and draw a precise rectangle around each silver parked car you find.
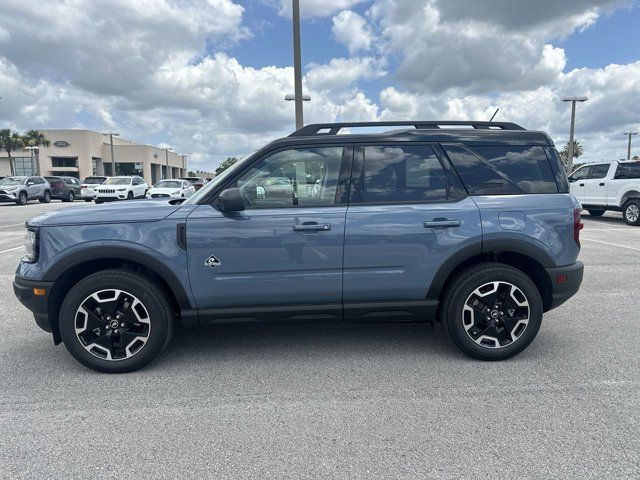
[0,176,51,205]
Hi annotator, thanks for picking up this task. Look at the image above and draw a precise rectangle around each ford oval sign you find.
[53,140,70,147]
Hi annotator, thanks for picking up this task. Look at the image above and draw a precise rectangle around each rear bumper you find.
[545,261,584,310]
[13,276,55,334]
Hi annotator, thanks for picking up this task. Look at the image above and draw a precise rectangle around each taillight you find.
[574,208,584,247]
[81,184,87,188]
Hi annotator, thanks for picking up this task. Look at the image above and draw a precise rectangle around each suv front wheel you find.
[442,263,543,360]
[59,269,173,373]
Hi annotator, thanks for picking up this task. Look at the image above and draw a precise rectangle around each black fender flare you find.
[42,244,193,310]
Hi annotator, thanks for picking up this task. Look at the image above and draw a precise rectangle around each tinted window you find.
[233,147,346,208]
[442,145,520,195]
[586,164,610,179]
[614,163,640,179]
[444,145,558,195]
[359,145,448,203]
[472,145,558,194]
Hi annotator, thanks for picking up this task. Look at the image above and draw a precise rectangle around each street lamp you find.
[623,132,638,160]
[561,96,588,172]
[25,146,39,176]
[291,0,304,129]
[103,132,120,176]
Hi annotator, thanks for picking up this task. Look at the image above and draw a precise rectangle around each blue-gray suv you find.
[13,121,584,372]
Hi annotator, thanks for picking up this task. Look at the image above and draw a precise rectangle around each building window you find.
[13,157,36,176]
[52,157,78,168]
[114,162,144,177]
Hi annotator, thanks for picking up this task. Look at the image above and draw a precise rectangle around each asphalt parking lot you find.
[1,202,638,479]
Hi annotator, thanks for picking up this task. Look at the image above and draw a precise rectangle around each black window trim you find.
[204,143,355,210]
[348,142,467,206]
[586,163,611,180]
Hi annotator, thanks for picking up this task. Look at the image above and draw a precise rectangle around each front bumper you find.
[13,276,55,334]
[0,193,18,202]
[545,261,584,310]
[95,195,126,201]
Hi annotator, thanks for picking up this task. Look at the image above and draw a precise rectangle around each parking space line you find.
[0,223,25,229]
[0,246,25,255]
[581,238,640,252]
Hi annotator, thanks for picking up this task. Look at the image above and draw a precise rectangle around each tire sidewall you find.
[17,191,27,205]
[444,265,543,360]
[59,271,171,373]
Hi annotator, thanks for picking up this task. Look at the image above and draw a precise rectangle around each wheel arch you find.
[428,245,554,313]
[44,247,191,344]
[621,190,640,206]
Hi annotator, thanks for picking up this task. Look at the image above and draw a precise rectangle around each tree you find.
[559,140,584,169]
[0,129,25,176]
[215,157,239,175]
[22,129,51,175]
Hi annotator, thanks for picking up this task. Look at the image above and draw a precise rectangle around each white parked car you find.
[569,160,640,225]
[94,176,148,204]
[146,179,196,199]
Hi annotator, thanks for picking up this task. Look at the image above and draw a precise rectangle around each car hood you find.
[27,199,184,227]
[148,187,181,194]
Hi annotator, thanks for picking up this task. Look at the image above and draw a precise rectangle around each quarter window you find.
[359,145,448,203]
[233,147,346,208]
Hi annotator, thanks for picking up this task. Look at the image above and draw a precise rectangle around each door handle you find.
[599,183,605,186]
[293,223,331,232]
[424,219,461,228]
[579,183,585,187]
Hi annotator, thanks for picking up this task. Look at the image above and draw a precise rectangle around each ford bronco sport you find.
[13,121,584,372]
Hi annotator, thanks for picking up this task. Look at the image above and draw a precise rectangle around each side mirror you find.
[217,188,245,212]
[27,181,34,186]
[568,176,575,183]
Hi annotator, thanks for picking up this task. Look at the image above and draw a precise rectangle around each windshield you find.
[0,177,26,186]
[84,177,105,184]
[154,180,182,189]
[183,152,257,205]
[103,177,131,185]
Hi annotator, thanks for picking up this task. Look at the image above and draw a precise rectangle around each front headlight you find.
[116,188,127,191]
[171,190,181,195]
[23,228,38,263]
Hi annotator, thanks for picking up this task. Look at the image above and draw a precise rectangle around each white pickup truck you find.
[569,160,640,225]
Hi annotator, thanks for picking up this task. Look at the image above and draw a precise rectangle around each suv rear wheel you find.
[59,270,173,373]
[622,200,640,226]
[442,263,543,360]
[39,191,51,203]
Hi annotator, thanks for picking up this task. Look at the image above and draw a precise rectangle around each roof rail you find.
[289,121,526,137]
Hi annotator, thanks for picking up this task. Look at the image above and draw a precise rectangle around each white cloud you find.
[306,57,386,92]
[332,10,373,53]
[274,0,366,18]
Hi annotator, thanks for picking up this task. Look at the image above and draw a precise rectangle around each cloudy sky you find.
[0,0,639,170]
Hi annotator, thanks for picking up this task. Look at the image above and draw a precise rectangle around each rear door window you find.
[443,144,559,194]
[586,164,610,179]
[356,145,450,204]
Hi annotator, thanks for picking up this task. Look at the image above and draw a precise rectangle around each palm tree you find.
[0,129,25,176]
[559,140,584,169]
[22,129,51,175]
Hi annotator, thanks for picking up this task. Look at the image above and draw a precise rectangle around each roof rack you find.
[289,121,526,137]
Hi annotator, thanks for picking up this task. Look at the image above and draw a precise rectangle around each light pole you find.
[623,132,638,160]
[561,96,588,172]
[25,146,38,176]
[104,132,119,176]
[292,0,304,129]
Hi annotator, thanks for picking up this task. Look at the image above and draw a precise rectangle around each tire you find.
[58,269,173,373]
[16,191,27,205]
[95,200,103,204]
[84,199,92,202]
[63,191,75,202]
[39,191,51,203]
[588,209,605,217]
[441,263,543,361]
[622,200,640,226]
[127,191,134,200]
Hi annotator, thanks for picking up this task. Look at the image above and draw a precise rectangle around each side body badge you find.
[205,255,221,268]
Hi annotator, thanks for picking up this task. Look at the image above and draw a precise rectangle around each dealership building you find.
[0,129,188,184]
